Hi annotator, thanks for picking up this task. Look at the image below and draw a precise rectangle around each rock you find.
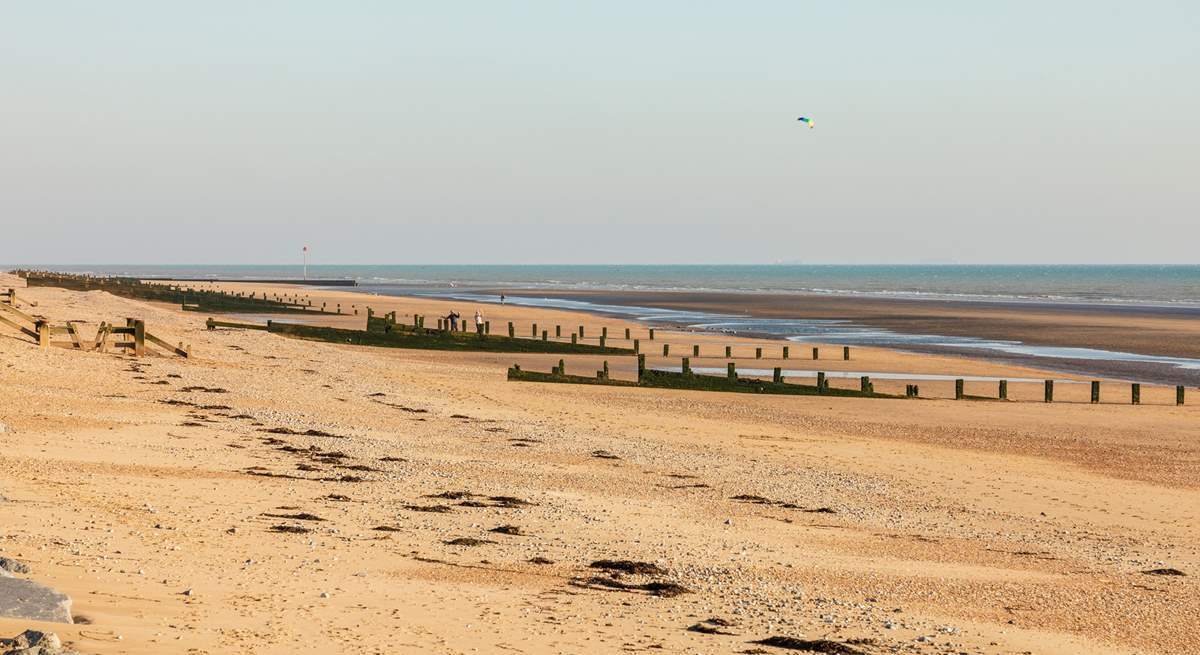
[1,629,75,655]
[0,577,73,623]
[0,558,31,576]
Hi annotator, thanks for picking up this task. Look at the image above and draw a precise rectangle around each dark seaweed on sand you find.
[749,637,866,654]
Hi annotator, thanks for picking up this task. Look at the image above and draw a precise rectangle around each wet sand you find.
[471,289,1200,384]
[2,273,1198,654]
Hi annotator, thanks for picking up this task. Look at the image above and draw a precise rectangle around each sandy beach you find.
[2,272,1198,654]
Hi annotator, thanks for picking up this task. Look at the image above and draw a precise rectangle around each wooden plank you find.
[145,332,189,358]
[94,322,109,352]
[0,301,37,325]
[0,313,38,340]
[66,322,86,350]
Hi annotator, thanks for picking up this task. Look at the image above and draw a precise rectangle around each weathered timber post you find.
[755,347,762,359]
[955,379,964,400]
[206,318,215,331]
[599,336,606,348]
[1044,380,1054,403]
[532,323,538,337]
[637,354,646,381]
[571,333,577,345]
[662,344,669,356]
[727,363,736,379]
[133,320,146,357]
[1131,383,1141,405]
[36,320,49,347]
[625,327,631,340]
[508,322,515,338]
[337,304,342,314]
[602,327,607,339]
[682,357,691,374]
[542,330,548,341]
[633,339,640,353]
[484,321,490,334]
[725,345,732,358]
[773,367,782,384]
[557,359,565,375]
[437,319,444,330]
[556,325,561,337]
[693,344,700,357]
[578,325,585,339]
[649,328,655,340]
[1177,385,1185,405]
[414,313,420,326]
[999,380,1008,400]
[812,347,819,360]
[602,360,610,379]
[860,376,872,393]
[844,346,850,360]
[1091,381,1101,404]
[817,372,826,392]
[783,346,789,359]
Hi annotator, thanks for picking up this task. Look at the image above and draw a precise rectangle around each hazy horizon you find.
[2,2,1197,265]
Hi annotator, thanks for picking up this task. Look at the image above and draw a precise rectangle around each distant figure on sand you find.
[500,294,506,304]
[475,310,484,331]
[445,311,460,331]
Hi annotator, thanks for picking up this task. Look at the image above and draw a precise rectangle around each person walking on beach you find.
[474,309,484,332]
[446,311,460,331]
[500,293,506,304]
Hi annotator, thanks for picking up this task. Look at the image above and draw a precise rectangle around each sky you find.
[1,1,1198,265]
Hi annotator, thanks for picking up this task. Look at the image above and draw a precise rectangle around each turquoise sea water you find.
[17,264,1200,306]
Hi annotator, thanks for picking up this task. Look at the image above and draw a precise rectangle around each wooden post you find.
[599,336,606,348]
[1131,383,1141,405]
[812,347,819,360]
[1044,380,1054,403]
[571,333,577,345]
[649,328,655,340]
[999,380,1008,400]
[755,347,762,359]
[206,317,216,331]
[817,372,826,392]
[578,325,585,339]
[559,359,566,375]
[625,327,631,340]
[782,346,789,359]
[542,329,548,341]
[556,325,562,337]
[633,339,640,353]
[1177,385,1185,406]
[843,346,850,361]
[693,344,700,357]
[682,357,691,374]
[508,322,515,338]
[727,363,736,379]
[36,320,49,347]
[437,318,444,330]
[637,354,646,381]
[725,345,732,358]
[484,321,490,334]
[532,323,538,338]
[1091,381,1100,404]
[602,327,607,339]
[603,360,610,379]
[773,367,782,384]
[860,376,871,393]
[955,379,964,400]
[133,320,146,357]
[662,343,669,356]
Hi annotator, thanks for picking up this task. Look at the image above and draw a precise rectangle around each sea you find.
[14,264,1200,382]
[24,264,1200,306]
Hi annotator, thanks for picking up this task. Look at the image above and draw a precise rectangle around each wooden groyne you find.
[508,355,895,398]
[1,292,189,358]
[17,271,332,315]
[207,311,633,355]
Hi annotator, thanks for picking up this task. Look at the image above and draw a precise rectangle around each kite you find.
[797,116,814,128]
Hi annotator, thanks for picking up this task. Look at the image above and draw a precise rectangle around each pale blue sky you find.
[1,2,1197,264]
